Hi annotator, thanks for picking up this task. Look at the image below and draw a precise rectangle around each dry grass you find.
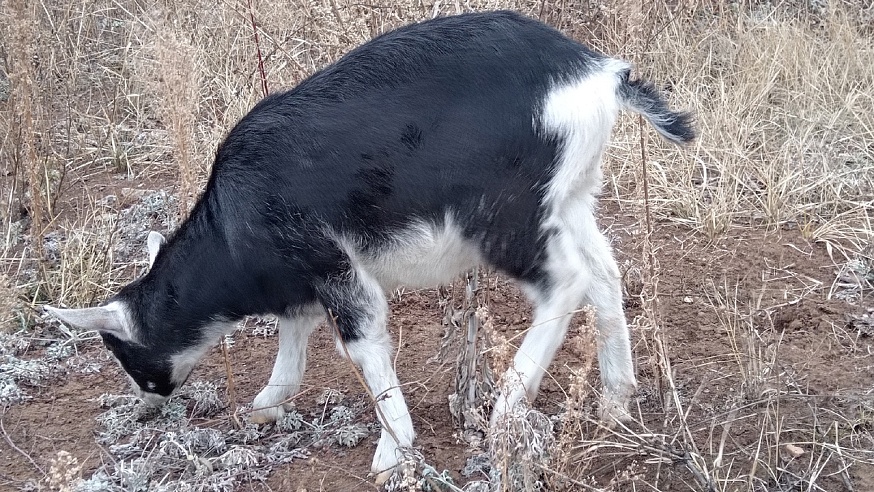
[604,2,874,255]
[3,0,871,264]
[0,0,872,490]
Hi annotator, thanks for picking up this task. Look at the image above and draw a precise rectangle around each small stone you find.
[785,444,804,457]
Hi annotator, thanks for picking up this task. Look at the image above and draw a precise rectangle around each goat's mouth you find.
[132,385,171,408]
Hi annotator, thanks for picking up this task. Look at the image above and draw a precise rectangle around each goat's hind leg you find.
[580,237,636,423]
[552,212,637,422]
[491,212,636,426]
[490,258,585,427]
[251,311,322,424]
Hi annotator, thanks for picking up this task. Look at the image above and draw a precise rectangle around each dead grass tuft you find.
[0,272,26,333]
[604,2,874,256]
[147,21,204,215]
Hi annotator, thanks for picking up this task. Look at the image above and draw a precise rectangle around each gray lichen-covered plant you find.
[42,385,375,492]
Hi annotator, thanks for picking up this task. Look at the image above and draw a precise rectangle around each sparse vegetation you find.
[56,385,373,491]
[1,0,872,490]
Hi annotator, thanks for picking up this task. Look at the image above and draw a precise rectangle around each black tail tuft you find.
[618,71,695,145]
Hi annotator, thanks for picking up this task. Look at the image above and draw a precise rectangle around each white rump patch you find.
[538,58,629,215]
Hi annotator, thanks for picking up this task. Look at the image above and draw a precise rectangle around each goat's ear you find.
[44,305,130,341]
[147,231,166,268]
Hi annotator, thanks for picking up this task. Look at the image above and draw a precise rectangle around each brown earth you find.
[1,198,872,492]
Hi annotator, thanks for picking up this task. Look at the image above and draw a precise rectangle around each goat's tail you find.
[617,69,696,145]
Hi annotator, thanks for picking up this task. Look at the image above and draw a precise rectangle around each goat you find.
[46,10,694,484]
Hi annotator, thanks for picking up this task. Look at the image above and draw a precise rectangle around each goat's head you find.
[45,232,193,407]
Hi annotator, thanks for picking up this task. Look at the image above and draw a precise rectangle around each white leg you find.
[344,335,414,484]
[582,256,636,422]
[491,209,636,426]
[320,268,414,485]
[491,281,582,426]
[251,312,322,424]
[575,214,636,421]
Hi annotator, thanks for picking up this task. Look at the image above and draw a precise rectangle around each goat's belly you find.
[354,219,483,291]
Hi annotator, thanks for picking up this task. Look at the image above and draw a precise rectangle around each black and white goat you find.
[47,10,693,483]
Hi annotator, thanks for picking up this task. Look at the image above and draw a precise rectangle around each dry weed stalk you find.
[547,306,598,489]
[220,336,241,428]
[448,269,496,437]
[636,111,671,409]
[3,0,45,260]
[246,0,269,98]
[151,28,203,215]
[632,89,717,491]
[434,271,497,440]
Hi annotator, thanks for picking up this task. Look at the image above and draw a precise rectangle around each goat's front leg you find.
[251,312,322,424]
[318,267,415,485]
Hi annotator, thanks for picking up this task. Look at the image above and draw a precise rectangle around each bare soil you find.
[1,196,872,492]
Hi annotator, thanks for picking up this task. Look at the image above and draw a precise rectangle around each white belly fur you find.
[350,215,483,291]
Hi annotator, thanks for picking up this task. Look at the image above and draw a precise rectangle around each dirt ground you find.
[1,187,872,491]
